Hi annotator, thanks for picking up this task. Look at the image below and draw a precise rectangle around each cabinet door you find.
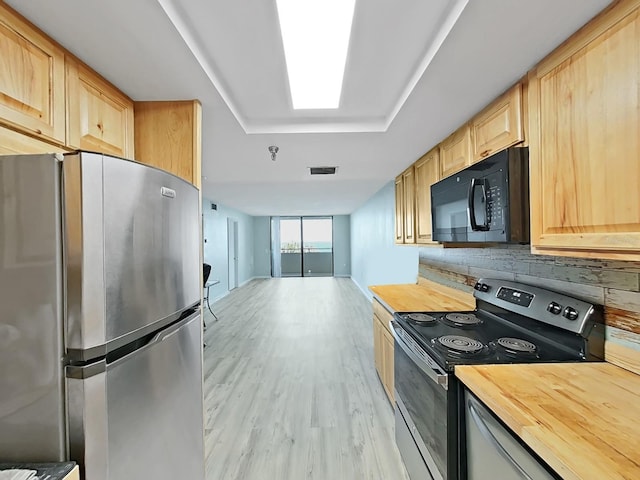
[373,315,384,382]
[415,147,440,244]
[440,125,471,178]
[471,84,524,162]
[134,101,202,187]
[402,166,415,244]
[66,57,134,158]
[381,328,394,404]
[0,3,65,144]
[528,3,640,260]
[0,125,69,155]
[394,176,404,244]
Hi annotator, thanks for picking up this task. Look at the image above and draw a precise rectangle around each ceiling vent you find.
[309,166,337,175]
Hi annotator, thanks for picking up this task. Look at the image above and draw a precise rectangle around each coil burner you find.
[443,313,482,327]
[495,337,538,358]
[407,313,437,325]
[437,335,486,355]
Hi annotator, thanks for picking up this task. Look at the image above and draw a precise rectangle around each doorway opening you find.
[271,216,333,277]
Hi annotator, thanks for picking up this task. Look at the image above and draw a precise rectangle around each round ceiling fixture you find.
[268,145,279,161]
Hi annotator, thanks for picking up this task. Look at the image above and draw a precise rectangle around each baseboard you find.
[351,277,373,301]
[238,276,270,288]
[210,289,231,303]
[334,274,352,278]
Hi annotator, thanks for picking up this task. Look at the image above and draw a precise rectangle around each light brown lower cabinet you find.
[373,299,394,404]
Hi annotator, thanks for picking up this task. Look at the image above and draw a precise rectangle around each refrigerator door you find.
[67,311,205,480]
[64,152,200,358]
[0,154,66,461]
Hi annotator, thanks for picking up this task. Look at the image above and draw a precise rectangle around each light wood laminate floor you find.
[203,277,409,480]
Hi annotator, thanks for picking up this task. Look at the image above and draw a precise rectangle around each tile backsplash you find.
[418,245,640,368]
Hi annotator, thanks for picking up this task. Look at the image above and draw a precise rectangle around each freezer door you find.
[0,153,66,461]
[64,152,200,357]
[66,312,205,480]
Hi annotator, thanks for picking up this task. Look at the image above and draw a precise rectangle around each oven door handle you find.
[390,321,448,390]
[467,396,534,480]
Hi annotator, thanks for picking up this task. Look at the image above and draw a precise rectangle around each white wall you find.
[350,181,418,298]
[202,198,255,302]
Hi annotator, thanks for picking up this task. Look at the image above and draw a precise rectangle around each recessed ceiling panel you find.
[159,0,467,133]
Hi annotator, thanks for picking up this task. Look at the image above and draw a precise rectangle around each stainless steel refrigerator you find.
[0,152,205,479]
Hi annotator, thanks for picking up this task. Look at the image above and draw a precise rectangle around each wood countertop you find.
[456,363,640,480]
[368,279,475,313]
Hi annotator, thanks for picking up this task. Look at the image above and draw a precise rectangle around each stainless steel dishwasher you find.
[464,390,561,480]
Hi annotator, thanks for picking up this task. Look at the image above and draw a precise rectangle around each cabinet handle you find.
[480,149,491,158]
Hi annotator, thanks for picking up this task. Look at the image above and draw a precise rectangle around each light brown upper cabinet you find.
[0,3,65,144]
[528,0,640,260]
[66,57,135,159]
[395,166,416,244]
[471,84,524,162]
[415,147,440,244]
[440,124,472,178]
[402,166,416,244]
[394,176,404,243]
[135,101,202,188]
[0,124,69,155]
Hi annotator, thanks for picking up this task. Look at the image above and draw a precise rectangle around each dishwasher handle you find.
[467,395,533,480]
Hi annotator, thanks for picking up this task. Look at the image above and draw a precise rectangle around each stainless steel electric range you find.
[390,278,603,480]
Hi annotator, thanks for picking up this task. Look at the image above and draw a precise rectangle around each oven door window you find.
[395,338,449,479]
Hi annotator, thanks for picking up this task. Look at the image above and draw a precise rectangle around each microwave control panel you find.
[485,172,505,228]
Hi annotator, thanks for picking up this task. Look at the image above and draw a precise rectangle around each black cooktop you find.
[393,309,586,372]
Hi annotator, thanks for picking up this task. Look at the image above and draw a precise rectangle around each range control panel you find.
[496,286,534,308]
[473,278,599,336]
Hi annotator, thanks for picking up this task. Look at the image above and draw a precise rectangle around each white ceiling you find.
[7,0,611,216]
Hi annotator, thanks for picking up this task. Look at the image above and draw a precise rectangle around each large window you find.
[271,216,333,277]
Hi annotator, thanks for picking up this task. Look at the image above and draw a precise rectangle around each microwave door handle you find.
[468,178,490,231]
[468,178,479,231]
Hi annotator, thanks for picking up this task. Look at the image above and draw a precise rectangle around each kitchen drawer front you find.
[373,299,393,333]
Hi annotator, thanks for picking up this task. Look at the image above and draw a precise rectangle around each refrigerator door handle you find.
[147,310,199,345]
[66,309,201,380]
[106,310,201,370]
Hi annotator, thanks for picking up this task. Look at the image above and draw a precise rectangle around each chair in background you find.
[202,263,219,324]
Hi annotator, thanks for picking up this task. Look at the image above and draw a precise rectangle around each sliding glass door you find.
[280,217,302,277]
[302,217,333,276]
[272,217,333,277]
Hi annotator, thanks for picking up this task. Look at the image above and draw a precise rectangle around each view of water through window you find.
[280,217,332,253]
[277,216,333,277]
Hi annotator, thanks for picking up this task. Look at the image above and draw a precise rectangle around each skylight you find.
[276,0,356,110]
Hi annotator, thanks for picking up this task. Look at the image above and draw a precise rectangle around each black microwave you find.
[431,147,529,243]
